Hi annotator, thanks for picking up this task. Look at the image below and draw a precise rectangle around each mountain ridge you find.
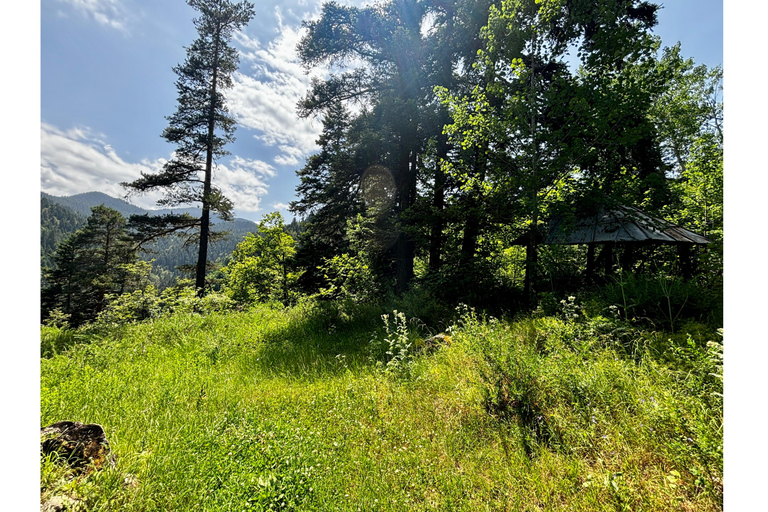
[41,191,261,288]
[41,191,258,227]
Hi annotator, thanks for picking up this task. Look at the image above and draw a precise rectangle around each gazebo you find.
[542,205,710,279]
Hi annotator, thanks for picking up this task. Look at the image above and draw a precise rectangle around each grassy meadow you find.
[40,299,722,511]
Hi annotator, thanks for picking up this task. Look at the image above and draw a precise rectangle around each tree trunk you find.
[678,244,692,281]
[602,244,613,275]
[620,243,634,272]
[395,145,416,295]
[429,133,448,273]
[586,244,596,281]
[523,232,538,307]
[196,28,221,297]
[460,145,487,267]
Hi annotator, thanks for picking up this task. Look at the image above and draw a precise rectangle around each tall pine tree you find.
[123,0,254,296]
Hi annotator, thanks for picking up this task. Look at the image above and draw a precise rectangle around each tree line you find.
[41,0,722,326]
[288,0,722,305]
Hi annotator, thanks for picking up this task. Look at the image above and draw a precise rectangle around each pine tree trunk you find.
[395,146,416,295]
[460,145,487,267]
[196,27,221,297]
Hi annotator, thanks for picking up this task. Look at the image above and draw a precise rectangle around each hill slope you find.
[41,196,87,269]
[41,192,260,288]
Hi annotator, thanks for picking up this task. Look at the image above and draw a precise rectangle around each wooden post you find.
[603,244,613,275]
[620,243,634,272]
[678,244,692,281]
[586,244,595,281]
[524,234,538,307]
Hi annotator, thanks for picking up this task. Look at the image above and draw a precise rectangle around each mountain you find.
[42,191,253,223]
[41,192,261,289]
[42,191,146,218]
[41,196,87,270]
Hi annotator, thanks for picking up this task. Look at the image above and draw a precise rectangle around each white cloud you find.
[41,123,275,214]
[274,145,306,166]
[229,11,328,167]
[212,157,274,213]
[57,0,132,33]
[41,123,164,209]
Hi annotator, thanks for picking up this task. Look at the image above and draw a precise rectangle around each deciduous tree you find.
[222,212,302,305]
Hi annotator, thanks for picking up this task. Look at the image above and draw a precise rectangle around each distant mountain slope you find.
[41,191,260,289]
[41,196,87,269]
[42,192,250,221]
[42,191,146,218]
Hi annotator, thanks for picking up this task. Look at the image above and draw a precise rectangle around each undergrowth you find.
[40,300,722,511]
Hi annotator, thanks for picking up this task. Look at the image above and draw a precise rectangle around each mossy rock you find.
[41,421,114,471]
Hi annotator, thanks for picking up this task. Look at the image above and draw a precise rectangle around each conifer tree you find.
[42,206,147,326]
[123,0,254,296]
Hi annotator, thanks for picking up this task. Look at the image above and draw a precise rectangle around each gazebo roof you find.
[544,205,710,245]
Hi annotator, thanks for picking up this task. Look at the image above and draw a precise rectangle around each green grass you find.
[40,301,722,511]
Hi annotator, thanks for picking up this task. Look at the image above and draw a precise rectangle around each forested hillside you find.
[41,192,267,289]
[42,191,147,218]
[41,196,86,269]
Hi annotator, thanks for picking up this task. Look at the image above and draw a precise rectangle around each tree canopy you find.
[42,206,149,327]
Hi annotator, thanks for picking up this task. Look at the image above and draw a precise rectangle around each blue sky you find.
[38,0,724,223]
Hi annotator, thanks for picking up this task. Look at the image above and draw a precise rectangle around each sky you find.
[38,0,724,223]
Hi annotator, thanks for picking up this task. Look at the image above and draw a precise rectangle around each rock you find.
[41,495,80,512]
[40,421,114,471]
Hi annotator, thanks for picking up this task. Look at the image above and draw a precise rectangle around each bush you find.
[317,252,384,304]
[96,283,235,327]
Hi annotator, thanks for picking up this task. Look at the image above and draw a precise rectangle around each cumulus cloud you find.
[228,7,328,167]
[212,156,275,213]
[41,123,164,208]
[41,123,275,214]
[57,0,133,33]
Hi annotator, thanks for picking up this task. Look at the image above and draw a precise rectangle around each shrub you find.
[96,283,235,327]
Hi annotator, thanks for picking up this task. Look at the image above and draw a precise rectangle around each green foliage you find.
[586,272,722,329]
[290,102,364,292]
[96,281,234,327]
[650,44,722,174]
[671,135,723,240]
[122,0,255,292]
[41,206,148,327]
[317,253,379,303]
[371,311,415,375]
[223,212,303,305]
[41,195,86,271]
[316,212,392,303]
[42,191,264,290]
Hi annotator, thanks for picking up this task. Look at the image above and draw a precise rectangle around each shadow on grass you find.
[245,300,387,378]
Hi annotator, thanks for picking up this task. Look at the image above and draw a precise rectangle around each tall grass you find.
[40,300,722,511]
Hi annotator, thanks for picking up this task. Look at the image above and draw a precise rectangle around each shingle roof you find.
[544,206,710,245]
